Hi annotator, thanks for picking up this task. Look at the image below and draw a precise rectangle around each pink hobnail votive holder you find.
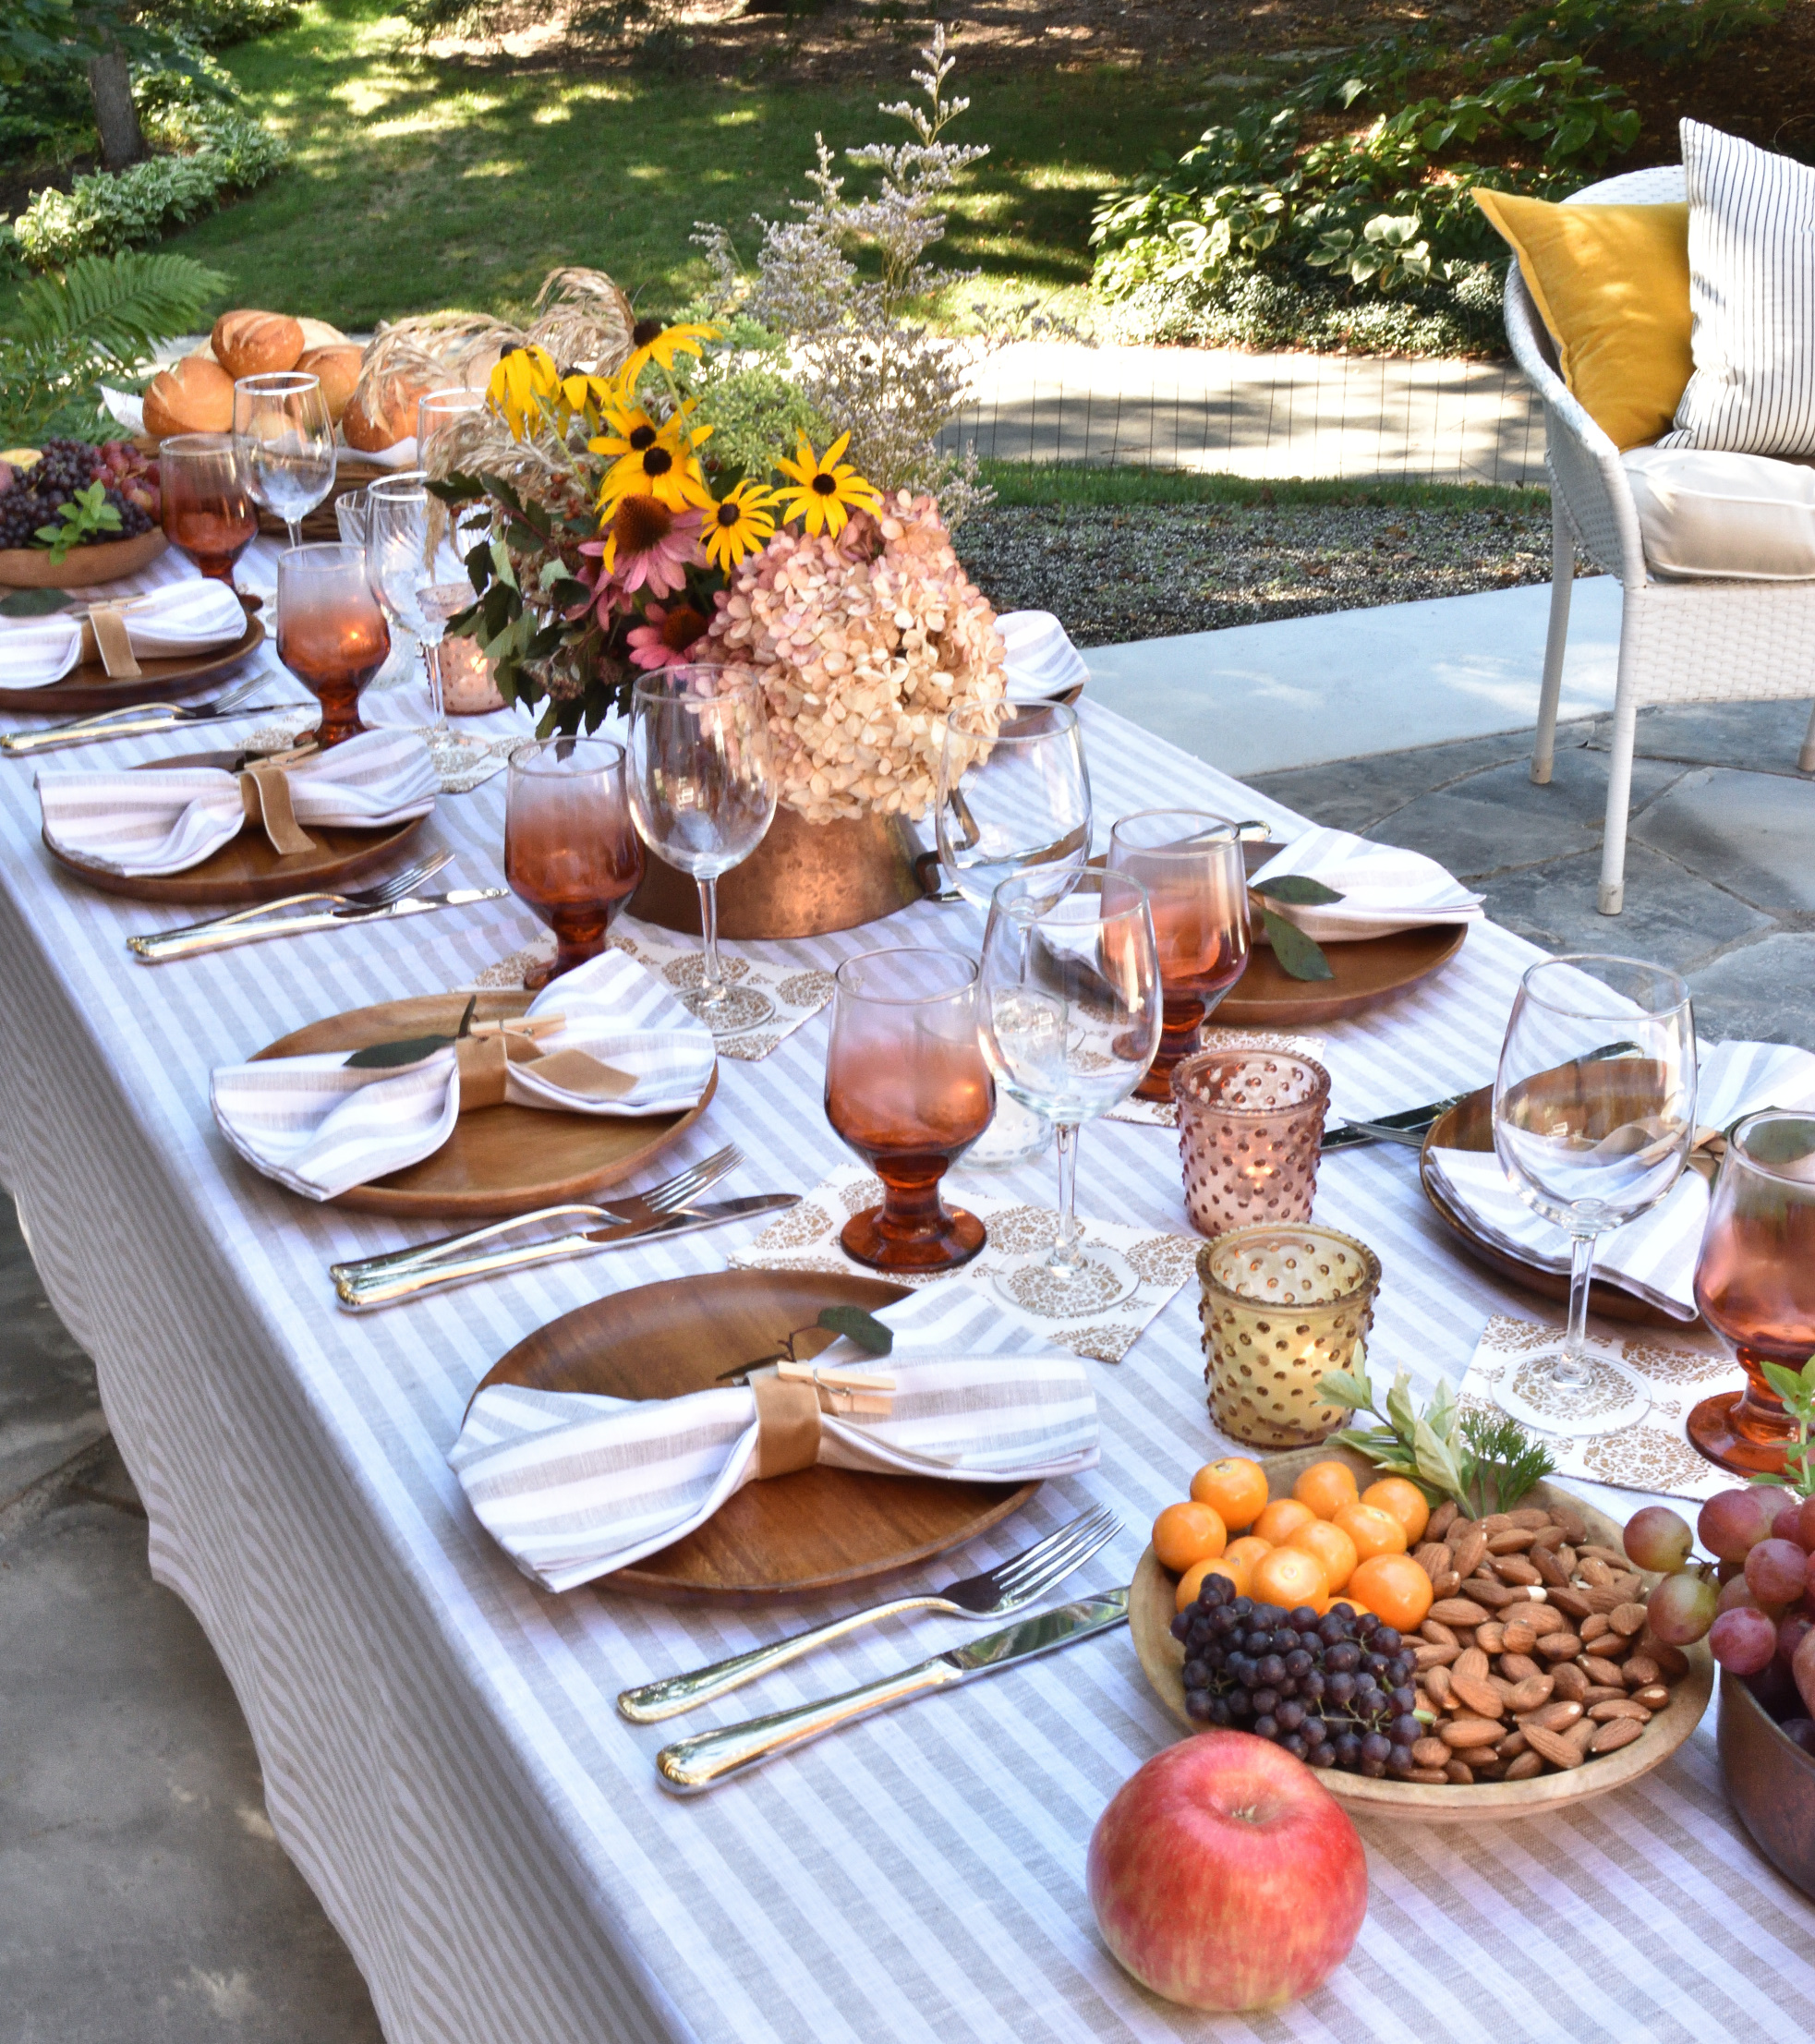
[1170,1048,1332,1240]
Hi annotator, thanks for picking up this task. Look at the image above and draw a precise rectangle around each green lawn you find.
[132,2,1210,329]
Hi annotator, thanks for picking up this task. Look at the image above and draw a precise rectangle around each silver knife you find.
[654,1589,1130,1793]
[2,701,316,756]
[127,889,508,963]
[1321,1041,1643,1152]
[332,1193,801,1311]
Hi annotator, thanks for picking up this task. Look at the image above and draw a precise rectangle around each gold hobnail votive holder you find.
[1171,1048,1331,1240]
[1197,1224,1382,1450]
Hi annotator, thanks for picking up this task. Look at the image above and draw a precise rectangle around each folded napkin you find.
[37,728,437,876]
[448,1278,1101,1591]
[0,580,248,689]
[1427,1039,1815,1318]
[999,610,1091,703]
[1250,826,1485,943]
[212,948,717,1202]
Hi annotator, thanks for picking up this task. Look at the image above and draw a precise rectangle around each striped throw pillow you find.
[1663,120,1815,456]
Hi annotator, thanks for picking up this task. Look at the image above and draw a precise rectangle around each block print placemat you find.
[459,919,836,1062]
[1461,1312,1744,1502]
[1105,1028,1329,1128]
[729,1159,1200,1363]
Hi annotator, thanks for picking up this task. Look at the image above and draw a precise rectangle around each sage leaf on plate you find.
[345,997,478,1069]
[1259,906,1335,983]
[816,1305,894,1355]
[1251,875,1345,907]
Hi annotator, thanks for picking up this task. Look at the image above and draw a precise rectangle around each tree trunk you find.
[85,43,146,172]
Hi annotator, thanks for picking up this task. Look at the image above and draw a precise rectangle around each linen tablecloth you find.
[0,544,1809,2044]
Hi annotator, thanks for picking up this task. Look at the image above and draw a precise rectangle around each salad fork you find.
[2,674,315,756]
[127,852,466,962]
[617,1504,1122,1722]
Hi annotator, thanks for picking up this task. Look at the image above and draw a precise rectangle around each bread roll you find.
[212,309,305,381]
[343,365,432,453]
[296,316,348,352]
[143,355,236,439]
[296,344,364,425]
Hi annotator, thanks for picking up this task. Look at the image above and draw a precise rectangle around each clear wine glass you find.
[158,432,257,587]
[625,666,778,1032]
[365,472,483,752]
[275,542,390,749]
[234,371,335,550]
[1491,954,1697,1438]
[978,870,1162,1314]
[417,386,485,466]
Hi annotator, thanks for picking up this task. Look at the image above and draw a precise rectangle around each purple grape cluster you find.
[1169,1569,1420,1777]
[0,439,155,549]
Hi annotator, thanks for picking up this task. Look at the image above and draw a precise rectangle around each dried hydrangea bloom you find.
[700,490,1005,825]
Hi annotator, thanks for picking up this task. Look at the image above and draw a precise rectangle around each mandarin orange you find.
[1348,1552,1434,1631]
[1286,1517,1358,1593]
[1189,1457,1269,1532]
[1176,1555,1244,1612]
[1361,1476,1432,1546]
[1252,1496,1316,1546]
[1250,1544,1328,1614]
[1220,1536,1273,1593]
[1291,1458,1361,1519]
[1152,1499,1227,1573]
[1333,1499,1409,1562]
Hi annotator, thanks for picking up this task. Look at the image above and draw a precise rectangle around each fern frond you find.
[12,252,227,358]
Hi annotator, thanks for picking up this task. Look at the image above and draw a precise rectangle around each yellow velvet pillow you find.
[1473,188,1692,452]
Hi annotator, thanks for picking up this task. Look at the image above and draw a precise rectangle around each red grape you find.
[1779,1612,1815,1671]
[1646,1569,1718,1646]
[1716,1576,1761,1615]
[1772,1497,1808,1544]
[1623,1506,1693,1574]
[1799,1497,1815,1553]
[1746,1539,1810,1605]
[1710,1606,1778,1675]
[1699,1487,1779,1562]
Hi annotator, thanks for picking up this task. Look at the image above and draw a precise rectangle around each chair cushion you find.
[1474,187,1691,451]
[1624,445,1815,580]
[1663,120,1815,457]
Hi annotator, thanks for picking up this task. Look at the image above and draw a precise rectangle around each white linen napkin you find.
[447,1278,1101,1591]
[1249,826,1485,942]
[211,948,717,1202]
[0,581,248,691]
[0,621,83,690]
[36,728,438,877]
[999,610,1090,703]
[1426,1039,1815,1318]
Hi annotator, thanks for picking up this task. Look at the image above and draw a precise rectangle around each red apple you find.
[1086,1732,1367,2013]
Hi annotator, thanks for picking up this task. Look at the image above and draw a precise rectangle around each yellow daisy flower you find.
[487,344,562,441]
[622,321,721,389]
[589,412,711,516]
[773,431,881,538]
[701,480,778,574]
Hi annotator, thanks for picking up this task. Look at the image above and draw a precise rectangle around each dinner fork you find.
[2,675,314,756]
[126,853,460,962]
[330,1143,745,1307]
[617,1504,1122,1723]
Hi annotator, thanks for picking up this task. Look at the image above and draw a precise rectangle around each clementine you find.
[1250,1544,1328,1614]
[1286,1517,1359,1593]
[1333,1500,1409,1563]
[1176,1555,1245,1612]
[1291,1458,1361,1519]
[1348,1552,1434,1632]
[1219,1536,1273,1594]
[1361,1476,1432,1546]
[1153,1500,1228,1574]
[1190,1457,1269,1532]
[1252,1496,1316,1547]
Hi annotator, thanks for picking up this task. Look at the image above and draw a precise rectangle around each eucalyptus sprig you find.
[1748,1354,1815,1501]
[1316,1361,1556,1516]
[1249,874,1343,983]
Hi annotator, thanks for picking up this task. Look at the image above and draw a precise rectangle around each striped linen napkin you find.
[0,580,248,689]
[1250,826,1484,942]
[36,728,438,876]
[211,949,716,1202]
[999,610,1091,703]
[449,1279,1101,1592]
[1427,1039,1815,1318]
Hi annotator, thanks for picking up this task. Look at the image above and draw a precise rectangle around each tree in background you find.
[1,0,184,170]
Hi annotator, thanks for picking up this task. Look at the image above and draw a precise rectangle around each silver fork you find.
[617,1504,1121,1723]
[331,1143,744,1307]
[127,852,455,962]
[2,674,309,756]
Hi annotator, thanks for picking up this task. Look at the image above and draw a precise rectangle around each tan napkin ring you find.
[752,1364,898,1478]
[238,744,320,856]
[80,603,140,680]
[454,1028,637,1112]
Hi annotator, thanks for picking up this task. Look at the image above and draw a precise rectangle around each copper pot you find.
[1717,1668,1815,1897]
[626,804,929,940]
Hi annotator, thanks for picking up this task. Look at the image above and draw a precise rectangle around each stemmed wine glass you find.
[365,472,484,750]
[503,737,644,989]
[1106,809,1252,1100]
[275,543,391,749]
[234,371,335,550]
[1689,1111,1815,1475]
[824,948,995,1273]
[1491,954,1697,1437]
[625,668,778,1031]
[159,433,258,587]
[417,387,485,466]
[978,870,1162,1314]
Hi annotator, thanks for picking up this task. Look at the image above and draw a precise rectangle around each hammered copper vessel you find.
[1718,1669,1815,1898]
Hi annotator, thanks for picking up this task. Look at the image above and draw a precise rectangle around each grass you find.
[50,0,1212,330]
[977,462,1550,514]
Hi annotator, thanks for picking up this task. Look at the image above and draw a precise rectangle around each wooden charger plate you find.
[0,605,265,714]
[1418,1082,1692,1329]
[256,989,718,1218]
[475,1268,1039,1602]
[1219,922,1469,1027]
[1129,1440,1712,1823]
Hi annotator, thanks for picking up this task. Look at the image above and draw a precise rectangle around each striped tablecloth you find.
[1,547,1810,2044]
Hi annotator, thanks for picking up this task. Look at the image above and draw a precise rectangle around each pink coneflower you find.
[586,493,702,598]
[626,599,710,670]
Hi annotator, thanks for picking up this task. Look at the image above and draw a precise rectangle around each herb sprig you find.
[34,481,121,567]
[1249,873,1343,983]
[1748,1354,1815,1501]
[1317,1361,1557,1516]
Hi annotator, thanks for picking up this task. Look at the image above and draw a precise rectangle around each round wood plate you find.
[1218,922,1469,1027]
[42,745,423,906]
[476,1268,1040,1602]
[1418,1083,1693,1329]
[255,990,719,1218]
[0,606,265,715]
[0,528,167,589]
[1129,1441,1712,1823]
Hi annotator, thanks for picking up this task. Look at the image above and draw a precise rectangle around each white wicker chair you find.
[1507,163,1815,914]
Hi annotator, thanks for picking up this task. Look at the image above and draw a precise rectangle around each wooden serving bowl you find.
[1128,1441,1713,1823]
[1717,1669,1815,1897]
[0,529,167,587]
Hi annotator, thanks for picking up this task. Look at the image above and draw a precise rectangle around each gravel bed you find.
[953,497,1565,647]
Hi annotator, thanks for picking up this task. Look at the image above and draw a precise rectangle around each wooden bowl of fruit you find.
[0,440,166,588]
[1129,1441,1713,1823]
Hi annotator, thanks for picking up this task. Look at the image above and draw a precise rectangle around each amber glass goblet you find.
[275,543,391,749]
[504,737,645,990]
[159,432,258,585]
[1107,808,1252,1100]
[1689,1110,1815,1477]
[824,948,995,1273]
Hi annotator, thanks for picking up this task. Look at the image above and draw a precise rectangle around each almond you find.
[1466,1578,1531,1609]
[1501,1620,1538,1656]
[1622,1654,1662,1689]
[1480,1512,1516,1536]
[1449,1673,1506,1719]
[1550,1503,1588,1543]
[1420,1618,1459,1648]
[1607,1601,1648,1637]
[1546,1586,1594,1621]
[1504,1750,1544,1780]
[1582,1654,1627,1687]
[1530,1524,1567,1551]
[1564,1717,1597,1757]
[1496,1728,1529,1759]
[1589,1699,1652,1723]
[1488,1529,1538,1554]
[1455,1647,1490,1683]
[1551,1662,1591,1703]
[1407,1766,1450,1784]
[1631,1684,1672,1711]
[1496,1555,1543,1586]
[1533,1545,1570,1586]
[1580,1612,1612,1644]
[1432,1598,1491,1627]
[1432,1569,1462,1599]
[1470,1758,1507,1781]
[1414,1543,1454,1585]
[1439,1715,1505,1750]
[1580,1585,1627,1615]
[1425,1664,1454,1708]
[1413,1642,1460,1672]
[1427,1500,1459,1542]
[1595,1630,1635,1662]
[1524,1724,1586,1770]
[1475,1622,1506,1656]
[1582,1685,1627,1706]
[1519,1699,1584,1733]
[1519,1603,1567,1638]
[1445,1759,1476,1784]
[1639,1638,1690,1680]
[1506,1674,1555,1711]
[1591,1716,1646,1754]
[1510,1506,1555,1530]
[1449,1525,1488,1578]
[1411,1736,1450,1768]
[1578,1542,1629,1567]
[1555,1542,1579,1574]
[1499,1652,1543,1685]
[1537,1631,1585,1662]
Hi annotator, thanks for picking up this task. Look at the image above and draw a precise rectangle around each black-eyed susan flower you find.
[622,321,720,389]
[773,431,881,538]
[589,403,712,515]
[700,480,778,573]
[488,344,562,441]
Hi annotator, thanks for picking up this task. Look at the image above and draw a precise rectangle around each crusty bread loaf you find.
[142,354,236,439]
[295,344,365,426]
[296,316,348,353]
[343,364,432,453]
[212,308,306,381]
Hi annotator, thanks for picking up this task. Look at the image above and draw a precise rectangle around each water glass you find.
[936,700,1092,911]
[275,543,391,749]
[1172,1049,1330,1239]
[159,433,258,585]
[366,472,478,740]
[417,386,486,466]
[504,737,644,988]
[234,371,336,550]
[824,948,994,1273]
